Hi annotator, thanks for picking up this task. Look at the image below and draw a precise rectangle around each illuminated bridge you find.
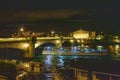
[0,36,109,59]
[0,37,77,58]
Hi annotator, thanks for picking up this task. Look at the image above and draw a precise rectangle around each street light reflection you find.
[45,55,52,67]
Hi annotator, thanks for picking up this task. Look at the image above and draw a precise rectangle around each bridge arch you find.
[35,42,56,56]
[0,42,32,58]
[0,37,75,58]
[35,40,61,48]
[62,40,72,47]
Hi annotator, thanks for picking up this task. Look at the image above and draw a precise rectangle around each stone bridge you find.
[0,37,75,58]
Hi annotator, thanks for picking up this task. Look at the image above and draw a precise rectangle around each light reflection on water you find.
[40,53,97,68]
[45,55,52,67]
[36,50,113,68]
[43,54,66,67]
[42,55,96,68]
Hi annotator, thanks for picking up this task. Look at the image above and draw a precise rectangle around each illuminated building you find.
[72,29,96,39]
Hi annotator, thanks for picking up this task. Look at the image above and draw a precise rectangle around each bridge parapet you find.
[0,37,30,42]
[69,67,120,80]
[0,37,75,58]
[37,37,73,40]
[0,37,74,42]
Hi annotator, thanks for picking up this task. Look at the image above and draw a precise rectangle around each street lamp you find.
[51,30,55,36]
[20,27,24,32]
[51,30,54,34]
[19,27,25,37]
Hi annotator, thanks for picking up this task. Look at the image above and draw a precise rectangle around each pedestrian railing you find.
[94,71,120,80]
[54,67,64,80]
[69,67,120,80]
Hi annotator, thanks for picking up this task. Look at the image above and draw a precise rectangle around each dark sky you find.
[0,0,119,34]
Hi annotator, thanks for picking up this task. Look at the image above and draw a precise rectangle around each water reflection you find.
[41,54,95,69]
[45,55,52,67]
[57,56,64,67]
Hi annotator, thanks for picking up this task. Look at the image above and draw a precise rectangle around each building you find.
[72,29,96,39]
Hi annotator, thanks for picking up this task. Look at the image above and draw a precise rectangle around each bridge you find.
[0,37,76,58]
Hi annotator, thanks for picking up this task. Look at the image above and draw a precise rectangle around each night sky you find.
[0,0,119,34]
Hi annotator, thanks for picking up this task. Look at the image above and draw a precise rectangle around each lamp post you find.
[20,27,24,32]
[19,27,24,37]
[51,30,55,37]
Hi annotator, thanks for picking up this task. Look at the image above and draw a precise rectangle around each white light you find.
[74,46,77,50]
[35,43,40,48]
[45,55,52,66]
[47,47,50,49]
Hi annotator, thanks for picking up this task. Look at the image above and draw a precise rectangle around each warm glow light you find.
[74,34,89,39]
[24,43,29,48]
[81,39,84,43]
[81,44,84,47]
[115,36,119,39]
[70,39,74,43]
[114,39,120,43]
[77,40,80,42]
[96,35,102,40]
[56,40,60,44]
[20,27,24,32]
[51,30,54,34]
[73,29,90,39]
[114,36,120,42]
[35,43,40,48]
[24,63,30,67]
[32,32,35,35]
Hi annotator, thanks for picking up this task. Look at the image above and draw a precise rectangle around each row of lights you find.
[23,39,83,48]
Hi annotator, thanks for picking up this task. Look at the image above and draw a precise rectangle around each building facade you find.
[72,29,96,39]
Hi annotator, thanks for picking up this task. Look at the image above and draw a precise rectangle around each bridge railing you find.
[69,67,120,80]
[0,37,74,42]
[0,38,30,42]
[37,37,60,40]
[37,37,73,40]
[94,71,120,80]
[53,67,64,80]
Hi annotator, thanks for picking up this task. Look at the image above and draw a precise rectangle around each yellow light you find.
[20,27,24,32]
[56,40,60,44]
[24,43,29,48]
[81,39,84,43]
[115,36,119,39]
[35,43,40,48]
[70,39,74,43]
[51,30,55,34]
[77,40,80,42]
[24,63,30,67]
[81,44,84,47]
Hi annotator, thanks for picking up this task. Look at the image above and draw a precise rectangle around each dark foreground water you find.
[35,54,119,73]
[70,58,120,74]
